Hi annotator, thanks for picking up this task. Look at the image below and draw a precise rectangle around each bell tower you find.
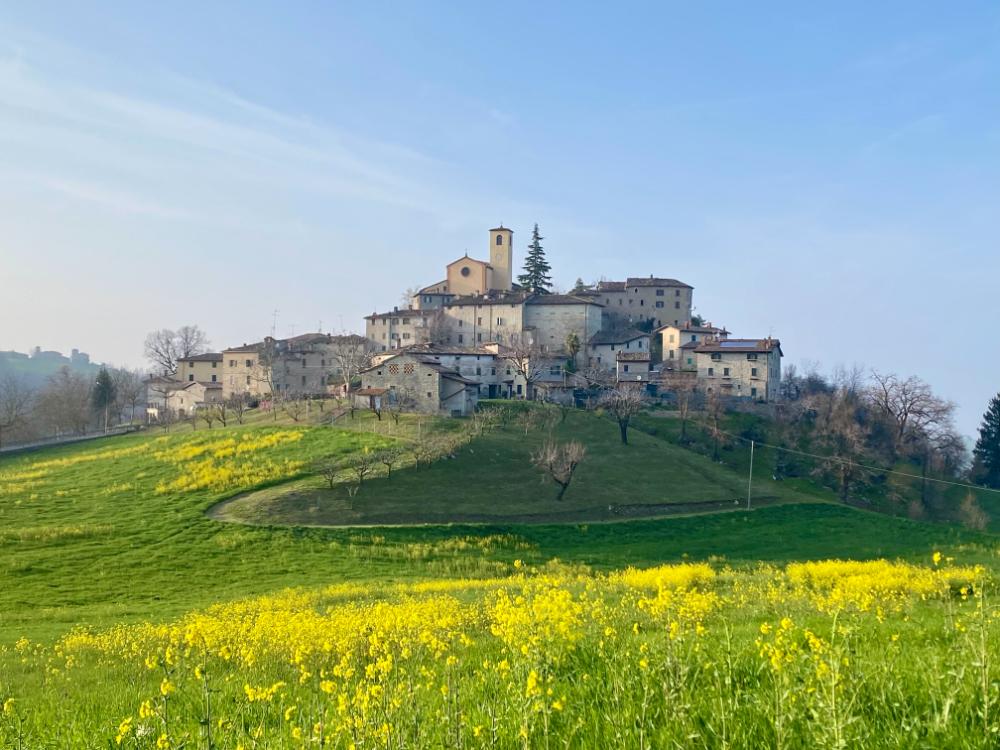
[488,225,513,291]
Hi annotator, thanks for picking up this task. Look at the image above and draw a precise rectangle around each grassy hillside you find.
[0,408,996,644]
[218,406,828,526]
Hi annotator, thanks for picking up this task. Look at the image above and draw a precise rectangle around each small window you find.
[549,365,561,376]
[458,334,464,343]
[655,301,664,308]
[675,289,680,297]
[675,301,680,309]
[708,367,714,376]
[461,266,471,277]
[711,353,722,361]
[211,374,217,382]
[687,357,693,365]
[246,376,251,385]
[751,387,758,398]
[751,367,758,377]
[496,234,503,245]
[723,368,730,376]
[212,361,217,368]
[188,361,194,367]
[404,363,414,374]
[656,289,664,297]
[301,375,307,386]
[623,365,630,373]
[302,359,307,367]
[188,374,194,381]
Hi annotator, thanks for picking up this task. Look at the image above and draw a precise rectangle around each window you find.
[637,340,643,349]
[711,353,722,361]
[388,364,399,375]
[640,299,644,306]
[475,367,481,375]
[517,384,523,395]
[751,387,758,398]
[302,359,307,367]
[402,318,410,325]
[477,333,483,342]
[497,317,504,326]
[707,368,714,376]
[461,266,471,277]
[747,353,758,361]
[458,334,464,343]
[212,361,217,368]
[491,367,496,375]
[675,289,680,297]
[301,375,307,386]
[723,368,730,376]
[427,392,432,398]
[392,318,399,325]
[211,374,217,382]
[188,361,194,368]
[690,335,697,342]
[457,319,463,327]
[656,289,664,296]
[477,317,482,325]
[623,365,630,373]
[229,359,236,367]
[246,376,251,385]
[549,364,561,376]
[668,350,674,359]
[402,333,411,339]
[675,301,680,309]
[751,367,758,377]
[403,363,414,374]
[496,234,503,245]
[188,374,194,381]
[687,357,693,365]
[321,359,325,367]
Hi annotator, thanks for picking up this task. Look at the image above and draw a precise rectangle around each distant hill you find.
[0,347,103,389]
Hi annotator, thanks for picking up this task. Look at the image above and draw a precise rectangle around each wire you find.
[716,428,1000,495]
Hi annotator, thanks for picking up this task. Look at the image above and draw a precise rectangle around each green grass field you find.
[1,407,998,747]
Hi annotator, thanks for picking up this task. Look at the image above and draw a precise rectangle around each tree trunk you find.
[556,481,568,501]
[619,420,628,445]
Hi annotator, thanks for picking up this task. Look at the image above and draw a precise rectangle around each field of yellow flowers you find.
[2,557,995,749]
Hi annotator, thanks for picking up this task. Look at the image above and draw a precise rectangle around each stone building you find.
[577,277,693,329]
[587,328,650,371]
[364,308,441,352]
[359,352,480,416]
[176,353,223,384]
[659,322,730,370]
[694,338,783,402]
[617,351,652,383]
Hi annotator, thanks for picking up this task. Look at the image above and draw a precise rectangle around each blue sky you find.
[0,3,997,435]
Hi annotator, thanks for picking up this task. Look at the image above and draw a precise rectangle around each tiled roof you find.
[524,293,601,306]
[589,327,648,345]
[445,291,528,307]
[183,352,223,362]
[625,276,693,289]
[695,338,782,354]
[617,351,651,361]
[365,308,440,320]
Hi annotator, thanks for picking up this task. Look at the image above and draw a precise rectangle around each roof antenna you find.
[271,309,279,337]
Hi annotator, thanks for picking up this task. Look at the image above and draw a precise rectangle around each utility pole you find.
[271,309,279,338]
[747,439,755,511]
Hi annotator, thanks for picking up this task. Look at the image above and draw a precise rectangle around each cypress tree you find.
[972,392,1000,488]
[92,367,117,434]
[517,223,552,294]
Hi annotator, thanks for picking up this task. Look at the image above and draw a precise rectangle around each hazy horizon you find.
[1,3,997,436]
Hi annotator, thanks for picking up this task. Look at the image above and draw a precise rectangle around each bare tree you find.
[0,373,33,448]
[868,372,955,457]
[597,386,646,445]
[328,335,376,401]
[958,491,989,531]
[519,405,558,436]
[531,441,587,500]
[349,449,378,485]
[226,392,250,425]
[215,400,229,428]
[313,455,344,489]
[497,332,547,400]
[35,367,92,435]
[143,325,209,375]
[283,394,307,422]
[386,386,417,426]
[702,389,727,460]
[201,407,218,430]
[111,368,144,424]
[661,371,697,443]
[378,447,404,478]
[810,389,867,502]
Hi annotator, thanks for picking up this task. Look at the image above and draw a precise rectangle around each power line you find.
[718,427,1000,495]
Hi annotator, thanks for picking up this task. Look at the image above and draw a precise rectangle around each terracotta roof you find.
[397,343,495,356]
[355,387,388,396]
[222,345,261,354]
[695,338,782,354]
[655,322,729,335]
[589,327,648,346]
[594,281,626,292]
[489,226,512,232]
[183,352,223,362]
[617,351,651,362]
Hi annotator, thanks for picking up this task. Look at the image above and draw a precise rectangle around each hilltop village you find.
[153,225,782,418]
